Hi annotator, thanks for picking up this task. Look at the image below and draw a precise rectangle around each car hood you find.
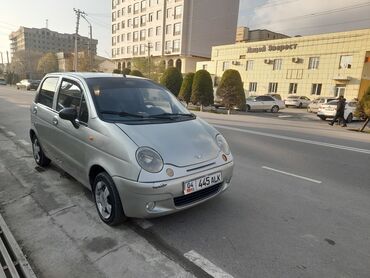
[115,119,220,167]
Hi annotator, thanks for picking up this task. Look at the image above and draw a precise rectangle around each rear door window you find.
[37,77,59,108]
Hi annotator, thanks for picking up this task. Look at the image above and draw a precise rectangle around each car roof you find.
[46,72,145,80]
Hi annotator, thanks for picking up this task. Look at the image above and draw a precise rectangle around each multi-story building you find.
[197,28,370,100]
[9,26,97,57]
[111,0,240,73]
[236,26,290,43]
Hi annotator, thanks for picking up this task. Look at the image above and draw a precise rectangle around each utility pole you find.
[73,8,85,71]
[147,42,153,79]
[0,52,3,65]
[46,19,48,29]
[81,14,93,71]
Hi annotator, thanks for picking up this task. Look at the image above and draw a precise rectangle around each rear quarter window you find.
[36,77,59,108]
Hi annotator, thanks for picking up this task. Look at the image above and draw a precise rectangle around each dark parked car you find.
[16,79,41,90]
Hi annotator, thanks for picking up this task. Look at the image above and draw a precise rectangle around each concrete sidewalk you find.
[0,131,194,278]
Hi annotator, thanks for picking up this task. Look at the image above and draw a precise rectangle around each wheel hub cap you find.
[95,181,112,219]
[33,139,41,162]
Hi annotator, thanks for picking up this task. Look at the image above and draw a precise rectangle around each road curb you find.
[0,213,37,278]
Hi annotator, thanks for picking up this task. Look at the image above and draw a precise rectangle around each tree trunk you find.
[200,104,203,112]
[228,108,231,115]
[360,118,369,132]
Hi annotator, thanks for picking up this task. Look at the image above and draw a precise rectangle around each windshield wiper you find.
[149,113,196,119]
[100,110,145,118]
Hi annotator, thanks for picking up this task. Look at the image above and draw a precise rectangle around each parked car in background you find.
[284,96,311,108]
[246,95,285,113]
[307,97,337,113]
[30,73,234,225]
[0,78,6,85]
[16,79,40,90]
[268,93,282,100]
[317,99,359,123]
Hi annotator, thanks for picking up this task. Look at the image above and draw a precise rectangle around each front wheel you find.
[298,103,303,108]
[31,135,51,167]
[94,172,127,226]
[346,113,353,123]
[271,105,279,113]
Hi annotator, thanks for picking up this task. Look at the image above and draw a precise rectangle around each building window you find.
[157,10,162,20]
[148,28,153,37]
[339,55,353,69]
[308,57,319,69]
[127,19,132,27]
[141,0,146,11]
[133,45,138,55]
[133,17,139,28]
[155,41,160,51]
[311,83,322,95]
[148,13,153,22]
[173,40,180,52]
[174,5,182,19]
[127,33,131,41]
[133,31,138,42]
[140,15,146,26]
[268,82,278,93]
[156,26,161,36]
[273,59,282,70]
[128,5,132,13]
[166,24,171,35]
[222,61,230,71]
[165,40,171,51]
[288,83,298,94]
[140,29,146,40]
[127,46,131,54]
[134,2,140,14]
[140,44,146,54]
[249,82,257,92]
[174,23,181,36]
[166,8,172,18]
[246,60,254,71]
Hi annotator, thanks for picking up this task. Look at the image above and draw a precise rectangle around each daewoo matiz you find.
[30,73,234,225]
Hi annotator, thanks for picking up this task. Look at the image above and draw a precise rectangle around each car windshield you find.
[86,77,194,124]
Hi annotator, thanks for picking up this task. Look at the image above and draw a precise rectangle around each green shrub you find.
[178,72,194,105]
[122,67,131,75]
[130,69,144,77]
[191,70,214,107]
[112,69,121,74]
[216,69,246,111]
[160,67,183,96]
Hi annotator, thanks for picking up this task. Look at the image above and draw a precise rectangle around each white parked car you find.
[284,96,311,108]
[246,95,285,113]
[317,99,359,123]
[307,97,337,113]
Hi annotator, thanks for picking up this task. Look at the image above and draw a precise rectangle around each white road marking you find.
[184,250,234,278]
[262,166,322,184]
[5,131,16,137]
[214,124,370,155]
[278,115,292,118]
[133,219,153,229]
[17,140,30,146]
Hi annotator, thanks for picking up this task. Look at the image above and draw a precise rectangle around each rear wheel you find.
[346,113,353,123]
[298,103,303,108]
[94,172,127,226]
[318,116,326,121]
[271,105,279,113]
[246,105,251,112]
[31,135,51,167]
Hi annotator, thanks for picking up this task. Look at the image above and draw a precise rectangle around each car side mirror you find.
[59,108,79,128]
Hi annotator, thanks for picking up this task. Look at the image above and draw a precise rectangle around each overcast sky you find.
[1,0,370,61]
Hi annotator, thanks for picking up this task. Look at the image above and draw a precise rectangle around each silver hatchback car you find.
[30,73,234,225]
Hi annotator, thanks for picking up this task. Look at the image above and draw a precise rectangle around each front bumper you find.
[113,161,234,218]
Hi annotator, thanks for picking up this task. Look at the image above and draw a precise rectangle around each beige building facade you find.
[9,27,97,57]
[197,29,370,100]
[111,0,239,73]
[236,26,289,43]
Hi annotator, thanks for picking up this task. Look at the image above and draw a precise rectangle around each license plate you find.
[183,172,222,195]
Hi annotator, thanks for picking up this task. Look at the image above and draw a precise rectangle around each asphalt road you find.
[0,85,369,278]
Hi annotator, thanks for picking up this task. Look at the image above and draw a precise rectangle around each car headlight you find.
[216,134,230,155]
[136,147,164,173]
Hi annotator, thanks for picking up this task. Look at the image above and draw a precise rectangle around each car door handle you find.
[52,117,58,126]
[32,107,37,114]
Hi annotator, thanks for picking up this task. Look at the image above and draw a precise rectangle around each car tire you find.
[271,105,279,113]
[16,86,19,90]
[246,105,251,112]
[318,116,326,121]
[346,113,353,123]
[298,103,303,108]
[93,172,127,226]
[31,135,51,167]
